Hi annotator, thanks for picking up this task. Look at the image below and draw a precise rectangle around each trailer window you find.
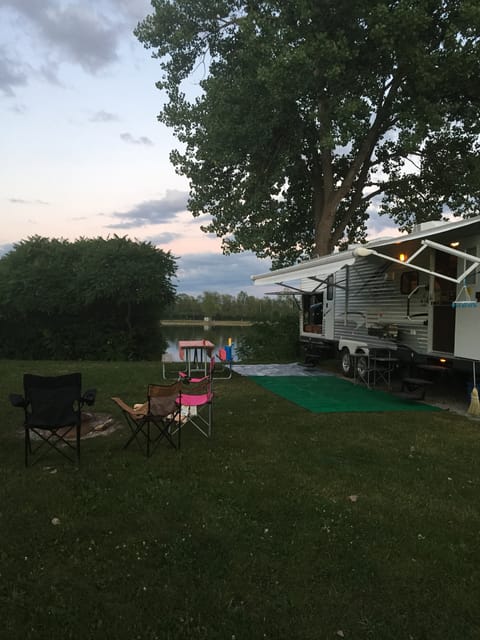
[327,274,334,300]
[400,271,418,295]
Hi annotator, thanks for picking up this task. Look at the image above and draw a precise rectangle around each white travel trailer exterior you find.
[251,216,480,376]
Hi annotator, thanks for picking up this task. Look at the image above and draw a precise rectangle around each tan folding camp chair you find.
[112,381,182,457]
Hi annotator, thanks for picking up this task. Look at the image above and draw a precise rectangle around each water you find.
[160,324,254,360]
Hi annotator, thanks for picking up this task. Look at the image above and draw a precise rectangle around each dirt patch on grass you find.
[77,412,122,439]
[18,412,123,440]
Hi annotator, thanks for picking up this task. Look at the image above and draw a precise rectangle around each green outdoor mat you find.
[249,375,440,413]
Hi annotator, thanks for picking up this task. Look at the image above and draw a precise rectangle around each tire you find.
[340,348,354,377]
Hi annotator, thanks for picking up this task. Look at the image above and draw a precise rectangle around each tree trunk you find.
[313,196,337,257]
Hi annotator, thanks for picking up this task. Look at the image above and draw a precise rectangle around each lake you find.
[160,323,255,360]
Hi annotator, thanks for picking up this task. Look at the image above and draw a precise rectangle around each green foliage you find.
[164,290,297,321]
[0,236,177,360]
[136,0,480,265]
[236,315,300,362]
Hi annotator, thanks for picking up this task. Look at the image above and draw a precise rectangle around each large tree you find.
[136,0,480,266]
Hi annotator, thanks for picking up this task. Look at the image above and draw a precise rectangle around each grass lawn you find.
[1,359,479,639]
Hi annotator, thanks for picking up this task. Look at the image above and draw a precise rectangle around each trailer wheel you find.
[340,348,354,377]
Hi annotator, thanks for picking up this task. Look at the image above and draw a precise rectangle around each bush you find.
[236,315,300,362]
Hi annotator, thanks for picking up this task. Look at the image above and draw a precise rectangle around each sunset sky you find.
[0,0,397,296]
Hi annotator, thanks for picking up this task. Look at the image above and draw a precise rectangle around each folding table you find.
[178,340,215,377]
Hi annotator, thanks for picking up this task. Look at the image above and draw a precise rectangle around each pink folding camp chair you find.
[177,376,213,440]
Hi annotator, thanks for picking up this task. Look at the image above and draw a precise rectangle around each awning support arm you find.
[266,275,347,295]
[355,239,480,285]
[422,239,480,282]
[308,276,347,292]
[272,282,311,294]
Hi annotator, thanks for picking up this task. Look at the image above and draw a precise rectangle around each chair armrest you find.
[9,393,26,408]
[112,397,147,418]
[81,388,97,406]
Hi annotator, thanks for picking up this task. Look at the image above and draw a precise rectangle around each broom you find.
[467,361,480,416]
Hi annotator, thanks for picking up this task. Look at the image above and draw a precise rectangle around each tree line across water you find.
[164,291,296,322]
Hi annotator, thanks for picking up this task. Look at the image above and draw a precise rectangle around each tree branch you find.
[332,72,404,210]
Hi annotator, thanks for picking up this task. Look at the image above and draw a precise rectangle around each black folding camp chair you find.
[9,373,96,467]
[112,381,182,457]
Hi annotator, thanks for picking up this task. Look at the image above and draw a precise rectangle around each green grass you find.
[1,360,480,639]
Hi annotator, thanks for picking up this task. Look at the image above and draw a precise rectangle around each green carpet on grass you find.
[249,375,440,413]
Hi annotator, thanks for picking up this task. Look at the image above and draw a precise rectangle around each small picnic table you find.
[178,340,215,377]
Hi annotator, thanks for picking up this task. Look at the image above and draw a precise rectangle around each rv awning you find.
[252,215,480,289]
[368,215,480,250]
[354,238,480,284]
[251,252,356,288]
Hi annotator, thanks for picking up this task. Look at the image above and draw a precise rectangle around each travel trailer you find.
[251,216,480,377]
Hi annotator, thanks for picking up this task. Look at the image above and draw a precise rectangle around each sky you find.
[0,0,397,297]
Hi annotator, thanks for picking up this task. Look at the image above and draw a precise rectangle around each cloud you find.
[0,0,134,80]
[38,60,62,86]
[8,197,49,205]
[107,190,189,229]
[366,211,401,238]
[146,232,183,246]
[0,0,154,97]
[9,103,27,114]
[0,0,154,96]
[0,242,14,258]
[89,109,119,122]
[113,0,151,25]
[175,252,271,296]
[0,46,28,96]
[120,132,153,146]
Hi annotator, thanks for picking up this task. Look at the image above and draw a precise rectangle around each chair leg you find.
[76,423,81,466]
[121,408,182,457]
[24,425,81,466]
[25,428,30,467]
[183,402,213,439]
[149,416,180,454]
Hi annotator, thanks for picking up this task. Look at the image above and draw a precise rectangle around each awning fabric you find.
[251,252,356,287]
[251,215,480,289]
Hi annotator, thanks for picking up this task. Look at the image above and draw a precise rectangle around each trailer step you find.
[393,390,426,402]
[304,343,333,364]
[400,377,433,400]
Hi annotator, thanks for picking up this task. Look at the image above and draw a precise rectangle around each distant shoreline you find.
[160,319,253,327]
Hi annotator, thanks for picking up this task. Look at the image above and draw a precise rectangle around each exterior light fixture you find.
[450,241,460,248]
[399,253,407,262]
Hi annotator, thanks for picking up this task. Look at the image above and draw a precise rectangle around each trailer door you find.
[303,292,324,334]
[431,250,457,353]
